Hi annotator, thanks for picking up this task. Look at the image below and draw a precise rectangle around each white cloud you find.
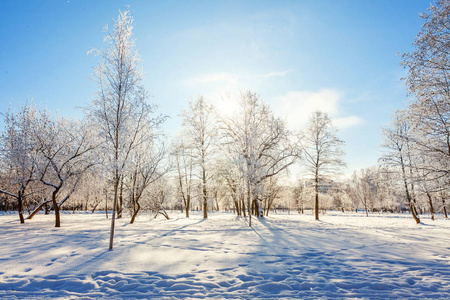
[275,89,362,130]
[333,116,363,129]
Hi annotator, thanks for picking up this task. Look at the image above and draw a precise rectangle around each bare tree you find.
[88,8,164,250]
[293,179,307,214]
[0,102,43,224]
[172,136,195,217]
[349,169,376,217]
[381,113,420,223]
[180,96,217,219]
[222,91,296,226]
[128,136,168,224]
[261,174,282,216]
[32,118,96,227]
[301,111,346,221]
[216,155,246,217]
[146,178,171,220]
[401,0,450,197]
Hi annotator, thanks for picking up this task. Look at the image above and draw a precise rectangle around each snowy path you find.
[0,212,449,299]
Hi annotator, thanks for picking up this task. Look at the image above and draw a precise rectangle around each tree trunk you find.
[234,199,240,216]
[18,193,25,224]
[92,201,99,214]
[215,192,220,212]
[251,199,255,216]
[315,176,319,220]
[155,208,170,220]
[130,198,140,224]
[27,199,53,220]
[84,194,89,211]
[109,172,119,250]
[118,178,124,219]
[202,168,207,219]
[442,198,448,218]
[426,191,435,221]
[256,200,263,218]
[52,190,61,227]
[400,158,420,224]
[186,194,190,218]
[266,199,274,217]
[247,179,251,226]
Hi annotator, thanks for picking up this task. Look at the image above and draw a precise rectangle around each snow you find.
[0,211,449,299]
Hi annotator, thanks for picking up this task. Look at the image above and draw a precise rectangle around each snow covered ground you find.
[0,211,449,299]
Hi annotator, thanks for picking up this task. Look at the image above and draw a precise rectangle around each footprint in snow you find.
[236,274,254,282]
[271,274,289,282]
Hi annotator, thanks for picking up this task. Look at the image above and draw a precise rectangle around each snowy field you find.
[0,211,449,299]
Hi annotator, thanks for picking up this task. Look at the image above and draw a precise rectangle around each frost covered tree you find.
[260,175,282,216]
[88,8,164,249]
[146,178,171,219]
[292,179,307,214]
[401,0,450,196]
[32,117,97,227]
[222,91,296,226]
[381,113,421,223]
[349,169,377,217]
[172,136,195,217]
[179,96,217,219]
[215,154,247,217]
[300,111,346,221]
[330,181,354,212]
[127,136,168,224]
[0,102,42,224]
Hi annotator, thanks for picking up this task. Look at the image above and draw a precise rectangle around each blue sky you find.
[0,0,431,175]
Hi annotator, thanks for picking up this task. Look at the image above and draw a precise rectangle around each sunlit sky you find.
[0,0,431,176]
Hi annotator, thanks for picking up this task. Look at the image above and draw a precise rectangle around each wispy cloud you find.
[334,116,363,129]
[275,89,363,131]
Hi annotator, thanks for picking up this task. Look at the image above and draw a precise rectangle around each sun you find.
[211,89,242,118]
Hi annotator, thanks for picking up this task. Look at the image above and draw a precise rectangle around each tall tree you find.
[180,96,217,219]
[172,136,195,218]
[215,153,246,217]
[381,113,421,224]
[402,0,450,192]
[88,8,163,250]
[222,91,296,226]
[301,111,346,221]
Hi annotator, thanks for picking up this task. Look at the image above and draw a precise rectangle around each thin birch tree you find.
[88,8,164,250]
[180,96,217,219]
[301,111,346,221]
